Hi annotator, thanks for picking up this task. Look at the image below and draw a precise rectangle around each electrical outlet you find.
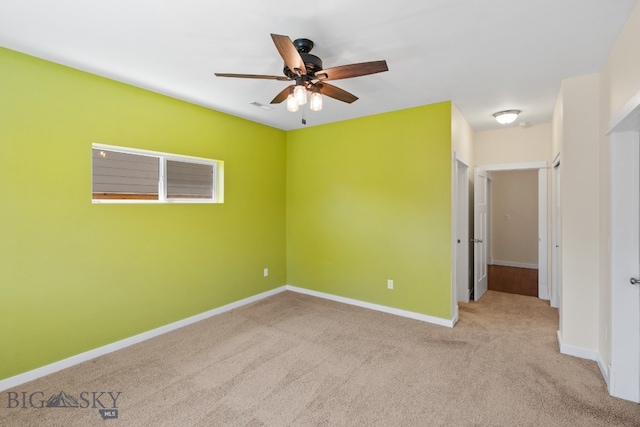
[387,279,394,289]
[264,268,269,277]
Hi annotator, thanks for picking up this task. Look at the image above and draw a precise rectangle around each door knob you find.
[631,278,640,285]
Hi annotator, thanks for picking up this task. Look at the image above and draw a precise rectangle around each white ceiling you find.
[0,0,636,131]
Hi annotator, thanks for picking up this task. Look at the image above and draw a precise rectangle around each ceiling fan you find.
[215,34,388,114]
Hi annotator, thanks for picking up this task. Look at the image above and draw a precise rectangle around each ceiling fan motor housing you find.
[283,39,323,80]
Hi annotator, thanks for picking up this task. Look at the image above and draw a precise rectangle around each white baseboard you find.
[556,330,597,360]
[596,353,611,391]
[1,284,455,392]
[0,286,288,392]
[285,285,455,328]
[556,331,611,392]
[491,260,538,269]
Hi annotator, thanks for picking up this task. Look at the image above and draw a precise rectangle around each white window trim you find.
[92,143,223,204]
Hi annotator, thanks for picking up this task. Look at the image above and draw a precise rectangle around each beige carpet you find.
[1,290,638,426]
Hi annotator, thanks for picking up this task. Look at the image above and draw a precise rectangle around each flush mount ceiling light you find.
[493,110,521,125]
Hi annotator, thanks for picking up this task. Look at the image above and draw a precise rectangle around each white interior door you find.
[537,169,549,299]
[609,93,640,403]
[474,168,488,301]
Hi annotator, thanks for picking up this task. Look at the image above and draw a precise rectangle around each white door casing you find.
[474,168,488,301]
[551,157,561,309]
[454,156,470,306]
[474,162,548,301]
[608,91,640,403]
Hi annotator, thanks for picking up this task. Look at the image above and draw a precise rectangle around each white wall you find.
[475,124,552,165]
[554,74,601,353]
[603,3,640,118]
[552,95,563,160]
[490,170,538,268]
[452,104,475,166]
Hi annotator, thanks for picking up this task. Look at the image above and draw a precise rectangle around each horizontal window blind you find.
[92,149,159,200]
[166,160,214,199]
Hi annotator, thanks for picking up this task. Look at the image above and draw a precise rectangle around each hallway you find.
[488,264,538,297]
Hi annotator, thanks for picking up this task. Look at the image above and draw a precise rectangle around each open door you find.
[473,168,488,301]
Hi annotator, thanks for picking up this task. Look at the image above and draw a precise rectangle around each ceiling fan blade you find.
[271,85,295,104]
[271,34,307,77]
[315,82,358,104]
[215,73,290,81]
[315,60,388,81]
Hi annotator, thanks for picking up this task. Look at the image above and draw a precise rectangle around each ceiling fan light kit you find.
[293,84,308,105]
[310,91,323,112]
[286,92,299,112]
[215,34,388,121]
[493,110,521,125]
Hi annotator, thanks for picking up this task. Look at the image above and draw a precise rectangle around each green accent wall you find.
[286,103,452,318]
[0,47,286,380]
[0,46,454,382]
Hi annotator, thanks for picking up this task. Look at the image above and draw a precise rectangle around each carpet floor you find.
[0,290,638,426]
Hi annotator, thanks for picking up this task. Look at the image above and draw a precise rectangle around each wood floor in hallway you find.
[488,264,538,297]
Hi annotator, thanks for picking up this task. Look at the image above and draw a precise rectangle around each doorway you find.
[488,170,539,297]
[473,162,548,301]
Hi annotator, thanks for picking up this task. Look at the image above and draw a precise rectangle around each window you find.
[92,144,223,203]
[166,160,214,199]
[92,149,160,200]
